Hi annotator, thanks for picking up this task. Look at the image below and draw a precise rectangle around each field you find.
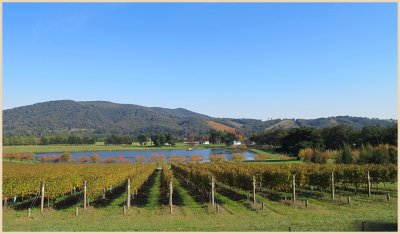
[3,143,225,154]
[2,162,397,232]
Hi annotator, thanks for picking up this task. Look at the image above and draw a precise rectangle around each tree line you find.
[250,124,397,165]
[3,130,241,147]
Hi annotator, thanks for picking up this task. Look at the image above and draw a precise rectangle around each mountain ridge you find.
[3,100,396,136]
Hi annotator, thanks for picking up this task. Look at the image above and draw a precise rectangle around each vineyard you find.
[2,162,398,231]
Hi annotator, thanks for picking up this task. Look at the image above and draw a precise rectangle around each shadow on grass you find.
[215,185,255,211]
[92,185,126,208]
[175,175,209,205]
[159,181,184,206]
[131,170,158,208]
[354,221,397,231]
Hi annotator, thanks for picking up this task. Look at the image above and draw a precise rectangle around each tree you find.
[60,152,72,162]
[281,127,324,157]
[165,133,176,146]
[336,144,354,164]
[91,153,100,163]
[209,129,225,145]
[135,156,146,164]
[298,148,314,162]
[358,143,373,164]
[371,144,390,164]
[321,124,354,150]
[137,134,148,146]
[151,134,166,147]
[385,124,397,146]
[361,125,386,146]
[117,155,124,163]
[223,132,238,146]
[389,146,397,164]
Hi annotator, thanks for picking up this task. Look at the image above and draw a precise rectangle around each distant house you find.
[202,141,210,145]
[233,140,241,146]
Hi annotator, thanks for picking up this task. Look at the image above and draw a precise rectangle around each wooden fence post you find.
[252,176,256,204]
[126,178,131,209]
[367,171,371,197]
[347,197,351,204]
[292,175,296,203]
[76,206,79,216]
[331,171,335,200]
[83,181,87,210]
[28,208,31,217]
[211,176,215,207]
[123,205,126,215]
[387,193,391,202]
[261,202,265,210]
[40,182,45,212]
[305,200,309,207]
[169,180,173,214]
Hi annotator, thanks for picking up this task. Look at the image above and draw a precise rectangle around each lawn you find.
[3,169,397,232]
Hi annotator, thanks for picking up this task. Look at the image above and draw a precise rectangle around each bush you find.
[169,156,186,163]
[335,144,354,164]
[135,156,146,164]
[299,148,313,162]
[103,156,116,163]
[253,154,269,161]
[78,156,90,163]
[91,153,100,163]
[231,153,245,162]
[190,155,203,163]
[389,146,397,164]
[312,150,328,164]
[60,152,72,162]
[209,154,226,162]
[372,144,390,164]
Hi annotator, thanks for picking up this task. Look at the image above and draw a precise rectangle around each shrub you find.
[298,148,314,162]
[209,154,226,162]
[78,156,90,163]
[231,153,245,162]
[91,153,100,163]
[135,156,146,164]
[253,154,269,161]
[169,156,186,163]
[336,144,354,164]
[60,152,72,162]
[190,155,203,163]
[103,156,116,163]
[312,150,328,164]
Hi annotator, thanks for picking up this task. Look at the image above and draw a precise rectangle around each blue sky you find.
[3,3,397,120]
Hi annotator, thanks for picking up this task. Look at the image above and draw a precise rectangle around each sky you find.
[3,3,398,120]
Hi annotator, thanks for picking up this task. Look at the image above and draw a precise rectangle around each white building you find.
[233,140,241,146]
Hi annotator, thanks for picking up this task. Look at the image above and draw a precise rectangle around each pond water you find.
[35,148,256,162]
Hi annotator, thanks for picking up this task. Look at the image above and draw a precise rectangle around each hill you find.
[3,100,396,136]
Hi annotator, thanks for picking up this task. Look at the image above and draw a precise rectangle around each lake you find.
[35,148,256,162]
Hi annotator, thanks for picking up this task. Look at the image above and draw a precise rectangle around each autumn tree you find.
[91,153,100,163]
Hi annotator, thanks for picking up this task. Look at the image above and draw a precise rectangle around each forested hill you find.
[3,100,396,136]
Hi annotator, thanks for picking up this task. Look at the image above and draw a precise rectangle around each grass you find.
[3,143,227,154]
[3,170,397,232]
